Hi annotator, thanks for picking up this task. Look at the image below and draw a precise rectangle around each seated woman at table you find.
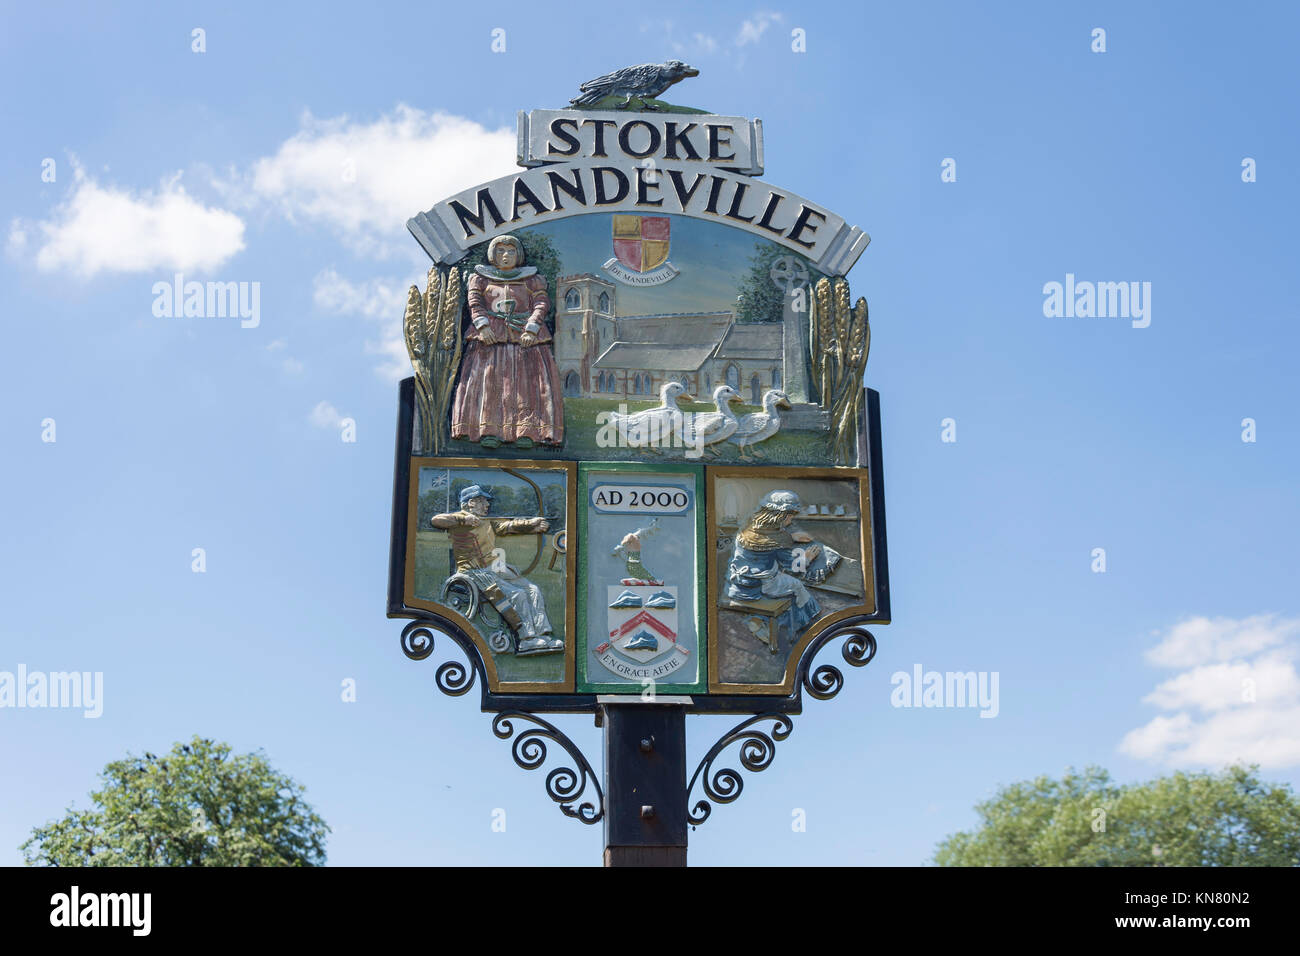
[724,490,842,638]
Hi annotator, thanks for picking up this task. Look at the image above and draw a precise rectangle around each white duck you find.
[676,385,743,456]
[608,381,689,451]
[727,389,792,459]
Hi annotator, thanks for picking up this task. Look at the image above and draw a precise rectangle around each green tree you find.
[418,485,450,530]
[734,241,823,324]
[934,765,1300,867]
[22,736,329,866]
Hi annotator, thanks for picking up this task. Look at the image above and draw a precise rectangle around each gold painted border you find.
[706,465,880,695]
[404,456,577,693]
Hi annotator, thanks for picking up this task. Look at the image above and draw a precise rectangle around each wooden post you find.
[600,700,688,867]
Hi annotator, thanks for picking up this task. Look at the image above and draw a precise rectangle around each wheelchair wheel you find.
[477,597,508,635]
[440,574,479,621]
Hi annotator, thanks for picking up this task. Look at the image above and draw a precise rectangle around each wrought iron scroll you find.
[687,713,793,826]
[688,622,878,825]
[401,617,879,829]
[492,712,604,824]
[801,622,877,701]
[400,617,477,697]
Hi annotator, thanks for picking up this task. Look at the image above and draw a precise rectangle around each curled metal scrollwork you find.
[687,713,794,826]
[492,711,604,824]
[399,618,476,696]
[801,623,877,701]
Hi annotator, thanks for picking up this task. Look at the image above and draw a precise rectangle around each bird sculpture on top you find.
[569,60,700,111]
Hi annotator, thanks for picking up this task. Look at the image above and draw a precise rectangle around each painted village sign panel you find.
[388,62,889,702]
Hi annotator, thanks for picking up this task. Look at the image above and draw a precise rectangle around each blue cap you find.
[459,484,494,507]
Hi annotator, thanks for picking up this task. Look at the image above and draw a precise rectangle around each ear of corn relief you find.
[809,277,870,462]
[402,265,464,455]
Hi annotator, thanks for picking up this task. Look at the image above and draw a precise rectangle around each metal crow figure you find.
[569,60,700,110]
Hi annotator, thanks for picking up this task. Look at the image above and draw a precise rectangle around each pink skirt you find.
[450,341,565,444]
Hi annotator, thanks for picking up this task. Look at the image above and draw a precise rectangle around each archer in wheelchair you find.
[429,484,563,657]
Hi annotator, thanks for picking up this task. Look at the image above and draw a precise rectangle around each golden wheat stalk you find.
[400,265,467,455]
[814,278,835,407]
[429,275,447,370]
[401,283,435,453]
[427,266,464,455]
[439,268,461,350]
[833,279,851,356]
[824,279,852,417]
[403,285,423,359]
[853,297,870,372]
[830,296,871,461]
[808,290,820,395]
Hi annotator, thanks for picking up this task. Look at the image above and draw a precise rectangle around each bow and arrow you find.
[501,467,556,576]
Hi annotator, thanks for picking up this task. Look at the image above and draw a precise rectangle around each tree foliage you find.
[417,477,566,532]
[934,765,1300,867]
[22,736,329,867]
[734,241,823,324]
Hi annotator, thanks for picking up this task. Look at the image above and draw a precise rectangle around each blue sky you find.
[2,0,1297,866]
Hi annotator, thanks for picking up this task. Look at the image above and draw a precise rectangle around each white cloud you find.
[309,400,345,429]
[265,338,304,375]
[1120,615,1300,769]
[693,32,720,54]
[1144,614,1294,668]
[13,162,245,278]
[736,11,783,47]
[666,30,720,57]
[365,328,412,384]
[236,106,516,257]
[312,269,414,382]
[1142,652,1300,713]
[640,12,781,64]
[6,220,28,256]
[312,268,409,322]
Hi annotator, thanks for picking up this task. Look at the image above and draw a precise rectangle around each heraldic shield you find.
[612,215,671,272]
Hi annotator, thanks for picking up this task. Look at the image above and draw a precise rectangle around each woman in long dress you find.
[451,235,564,449]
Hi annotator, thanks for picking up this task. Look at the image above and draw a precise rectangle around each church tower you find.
[554,274,617,397]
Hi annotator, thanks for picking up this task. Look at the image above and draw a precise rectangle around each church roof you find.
[592,342,719,372]
[615,311,732,347]
[619,310,733,323]
[717,322,783,359]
